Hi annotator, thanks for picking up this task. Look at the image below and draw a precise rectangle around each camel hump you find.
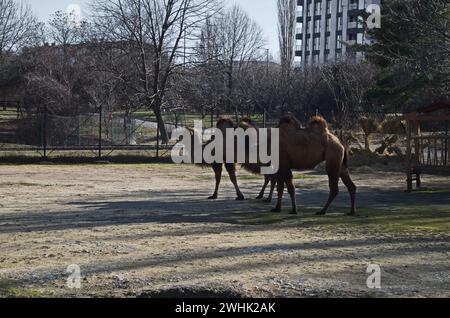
[240,118,258,129]
[308,116,328,132]
[216,118,236,130]
[279,116,302,129]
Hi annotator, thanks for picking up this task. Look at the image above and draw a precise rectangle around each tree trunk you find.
[364,134,371,152]
[153,103,169,144]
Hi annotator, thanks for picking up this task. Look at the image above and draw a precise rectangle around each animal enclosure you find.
[404,102,450,191]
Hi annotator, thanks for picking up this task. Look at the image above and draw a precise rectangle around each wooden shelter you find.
[404,101,450,191]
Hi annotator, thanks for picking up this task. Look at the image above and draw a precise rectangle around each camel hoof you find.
[271,207,281,213]
[255,195,264,200]
[289,210,298,215]
[208,196,218,200]
[236,196,245,201]
[263,198,272,203]
[315,211,326,216]
[346,212,358,217]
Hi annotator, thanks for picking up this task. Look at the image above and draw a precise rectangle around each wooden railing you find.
[413,135,450,167]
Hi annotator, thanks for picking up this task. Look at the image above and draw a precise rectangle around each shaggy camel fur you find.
[254,116,303,202]
[273,116,357,216]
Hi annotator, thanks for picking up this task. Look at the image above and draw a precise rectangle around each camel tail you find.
[308,116,328,132]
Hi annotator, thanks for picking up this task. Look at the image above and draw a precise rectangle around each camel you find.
[184,117,285,201]
[206,117,276,201]
[207,117,246,201]
[272,115,357,216]
[254,116,303,202]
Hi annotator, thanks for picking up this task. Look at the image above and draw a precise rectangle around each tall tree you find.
[0,0,40,57]
[196,5,265,116]
[364,0,450,110]
[90,0,221,143]
[277,0,296,76]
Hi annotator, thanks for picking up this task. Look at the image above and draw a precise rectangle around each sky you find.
[28,0,280,58]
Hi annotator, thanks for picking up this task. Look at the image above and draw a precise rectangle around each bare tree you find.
[196,5,265,116]
[47,11,87,47]
[0,0,40,57]
[321,60,376,129]
[277,0,296,76]
[90,0,221,143]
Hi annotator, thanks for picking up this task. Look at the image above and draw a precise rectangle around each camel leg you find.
[208,163,222,200]
[225,163,245,200]
[264,177,277,203]
[271,173,286,212]
[285,171,298,215]
[256,175,270,200]
[316,168,340,216]
[341,168,357,216]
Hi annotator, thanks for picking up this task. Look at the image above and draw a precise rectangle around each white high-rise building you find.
[295,0,382,67]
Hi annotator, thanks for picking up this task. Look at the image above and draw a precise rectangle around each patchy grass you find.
[0,281,47,298]
[233,204,450,234]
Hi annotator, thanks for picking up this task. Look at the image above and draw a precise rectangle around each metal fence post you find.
[263,108,266,128]
[42,106,48,159]
[156,116,160,159]
[98,104,102,159]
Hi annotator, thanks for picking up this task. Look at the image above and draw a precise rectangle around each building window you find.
[325,36,330,50]
[337,16,343,31]
[326,0,332,14]
[348,16,358,29]
[338,0,343,12]
[349,0,358,10]
[314,19,321,33]
[297,5,304,18]
[315,1,322,16]
[313,54,320,65]
[357,33,364,44]
[337,34,342,49]
[307,2,311,17]
[306,38,311,51]
[326,18,331,32]
[348,33,357,45]
[313,37,320,50]
[297,22,303,34]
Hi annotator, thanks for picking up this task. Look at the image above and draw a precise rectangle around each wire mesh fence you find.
[0,105,425,160]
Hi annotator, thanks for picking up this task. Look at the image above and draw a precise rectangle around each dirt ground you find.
[0,163,449,298]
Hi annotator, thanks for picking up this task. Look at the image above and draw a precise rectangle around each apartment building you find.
[295,0,382,67]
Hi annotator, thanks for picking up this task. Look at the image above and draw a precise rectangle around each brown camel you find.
[254,116,303,202]
[272,115,357,216]
[206,118,246,200]
[207,117,279,201]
